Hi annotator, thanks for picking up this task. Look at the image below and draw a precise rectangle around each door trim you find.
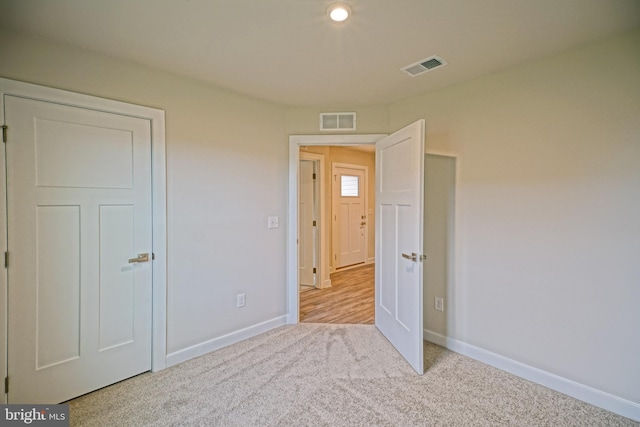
[287,134,386,323]
[299,152,328,289]
[0,78,167,401]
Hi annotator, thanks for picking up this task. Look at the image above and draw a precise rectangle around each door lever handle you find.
[128,253,149,263]
[401,252,417,262]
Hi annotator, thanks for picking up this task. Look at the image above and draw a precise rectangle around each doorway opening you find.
[289,134,385,326]
[298,145,376,324]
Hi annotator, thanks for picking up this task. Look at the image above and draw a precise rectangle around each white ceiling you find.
[2,0,639,107]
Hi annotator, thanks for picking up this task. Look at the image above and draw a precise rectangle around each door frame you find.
[331,162,369,271]
[287,134,386,323]
[299,152,328,289]
[0,78,168,401]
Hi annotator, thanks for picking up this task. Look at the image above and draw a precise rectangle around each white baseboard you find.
[166,316,287,367]
[286,311,297,324]
[424,329,448,347]
[424,329,640,422]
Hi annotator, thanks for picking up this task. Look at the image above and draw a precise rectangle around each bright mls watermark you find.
[1,405,68,426]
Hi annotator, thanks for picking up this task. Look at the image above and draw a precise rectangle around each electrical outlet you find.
[236,293,246,308]
[435,297,444,312]
[267,216,279,229]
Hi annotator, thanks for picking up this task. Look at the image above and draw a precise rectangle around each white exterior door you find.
[299,159,316,287]
[375,120,425,374]
[333,164,366,269]
[5,95,153,403]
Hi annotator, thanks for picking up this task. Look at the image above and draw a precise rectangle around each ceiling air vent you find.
[320,112,356,131]
[401,55,447,77]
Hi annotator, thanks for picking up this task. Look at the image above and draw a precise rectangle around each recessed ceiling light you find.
[327,3,352,22]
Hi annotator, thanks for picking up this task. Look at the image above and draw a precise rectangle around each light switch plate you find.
[236,293,246,308]
[268,216,279,229]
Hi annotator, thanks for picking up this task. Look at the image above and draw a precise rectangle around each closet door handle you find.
[128,253,149,263]
[401,252,417,262]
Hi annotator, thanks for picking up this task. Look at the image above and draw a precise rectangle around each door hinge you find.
[312,173,316,180]
[1,125,7,143]
[4,252,8,268]
[152,252,156,261]
[4,377,8,393]
[313,267,317,274]
[312,220,316,227]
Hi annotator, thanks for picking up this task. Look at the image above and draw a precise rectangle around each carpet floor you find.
[69,324,637,426]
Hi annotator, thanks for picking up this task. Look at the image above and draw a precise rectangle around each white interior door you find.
[299,159,316,287]
[333,164,366,269]
[5,95,153,403]
[375,119,425,374]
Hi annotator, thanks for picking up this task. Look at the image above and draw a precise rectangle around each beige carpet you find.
[69,324,637,426]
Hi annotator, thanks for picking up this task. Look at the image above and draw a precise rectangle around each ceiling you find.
[2,0,639,107]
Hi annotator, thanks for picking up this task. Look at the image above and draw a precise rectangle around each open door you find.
[299,159,317,287]
[375,119,425,374]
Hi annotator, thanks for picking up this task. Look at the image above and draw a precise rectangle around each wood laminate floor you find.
[300,263,374,324]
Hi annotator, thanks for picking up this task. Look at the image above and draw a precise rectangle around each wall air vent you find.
[401,55,447,77]
[320,112,356,131]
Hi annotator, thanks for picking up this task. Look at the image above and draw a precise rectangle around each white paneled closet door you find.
[5,95,153,403]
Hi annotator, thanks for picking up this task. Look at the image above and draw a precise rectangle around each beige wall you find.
[391,29,640,403]
[300,146,376,271]
[0,30,289,356]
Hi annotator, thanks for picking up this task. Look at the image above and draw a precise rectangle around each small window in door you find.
[341,175,359,197]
